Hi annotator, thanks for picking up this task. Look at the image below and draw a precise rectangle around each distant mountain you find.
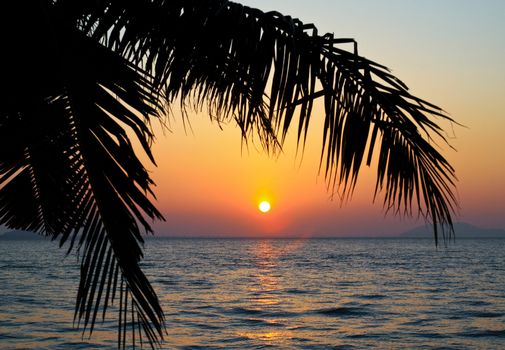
[401,222,505,238]
[0,230,46,240]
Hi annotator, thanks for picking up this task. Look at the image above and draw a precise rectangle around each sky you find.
[145,0,505,237]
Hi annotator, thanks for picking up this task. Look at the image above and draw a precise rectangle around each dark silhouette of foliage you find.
[0,0,457,348]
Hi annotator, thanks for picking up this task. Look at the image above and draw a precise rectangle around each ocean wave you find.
[458,329,505,338]
[225,306,299,318]
[312,306,368,317]
[465,311,504,318]
[356,294,386,300]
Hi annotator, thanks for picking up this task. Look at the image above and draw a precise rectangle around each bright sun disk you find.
[258,201,271,213]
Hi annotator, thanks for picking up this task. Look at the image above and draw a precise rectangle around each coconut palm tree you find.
[0,0,457,348]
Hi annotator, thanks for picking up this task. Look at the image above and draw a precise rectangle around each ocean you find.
[1,238,504,349]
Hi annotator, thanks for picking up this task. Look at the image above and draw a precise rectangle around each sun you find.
[258,201,271,213]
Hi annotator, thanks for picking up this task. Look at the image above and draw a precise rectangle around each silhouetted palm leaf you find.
[1,0,458,348]
[79,0,457,236]
[1,2,164,348]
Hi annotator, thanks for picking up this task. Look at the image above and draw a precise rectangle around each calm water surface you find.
[1,238,505,349]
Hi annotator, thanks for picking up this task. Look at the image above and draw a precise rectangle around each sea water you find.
[1,238,504,349]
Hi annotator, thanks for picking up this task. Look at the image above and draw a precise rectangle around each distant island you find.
[400,222,505,238]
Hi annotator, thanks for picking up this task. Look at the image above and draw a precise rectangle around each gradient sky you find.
[145,0,505,237]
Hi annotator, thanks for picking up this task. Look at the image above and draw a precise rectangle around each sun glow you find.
[258,201,271,213]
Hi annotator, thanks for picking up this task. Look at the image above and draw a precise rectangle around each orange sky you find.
[140,0,505,237]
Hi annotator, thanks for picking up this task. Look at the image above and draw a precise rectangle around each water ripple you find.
[313,306,369,317]
[2,238,505,349]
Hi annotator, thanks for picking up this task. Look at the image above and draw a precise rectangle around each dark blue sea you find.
[1,238,505,349]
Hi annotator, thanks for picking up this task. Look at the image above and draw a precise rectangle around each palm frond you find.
[78,0,458,239]
[1,3,165,348]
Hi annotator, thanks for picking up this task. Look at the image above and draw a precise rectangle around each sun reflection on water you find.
[248,240,281,305]
[237,329,293,344]
[239,240,302,345]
